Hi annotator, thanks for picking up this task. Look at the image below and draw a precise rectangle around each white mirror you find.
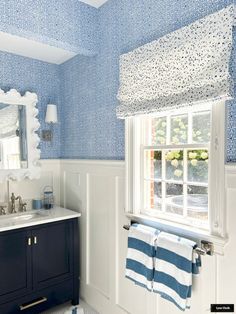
[0,89,41,182]
[0,104,27,170]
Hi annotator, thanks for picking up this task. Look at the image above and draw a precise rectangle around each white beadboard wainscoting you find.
[59,160,236,314]
[0,160,235,314]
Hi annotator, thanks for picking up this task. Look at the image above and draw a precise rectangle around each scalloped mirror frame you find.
[0,88,41,182]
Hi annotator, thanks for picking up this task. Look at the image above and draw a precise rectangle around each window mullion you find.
[183,148,188,217]
[161,150,166,213]
[162,114,170,213]
[166,114,171,145]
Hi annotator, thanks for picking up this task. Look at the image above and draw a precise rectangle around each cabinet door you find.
[0,229,32,303]
[32,220,73,290]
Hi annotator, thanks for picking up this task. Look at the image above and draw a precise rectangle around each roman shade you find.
[116,5,235,119]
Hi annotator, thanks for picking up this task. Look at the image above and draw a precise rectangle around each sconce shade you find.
[45,104,58,123]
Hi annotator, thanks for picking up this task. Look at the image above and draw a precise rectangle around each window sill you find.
[126,213,228,255]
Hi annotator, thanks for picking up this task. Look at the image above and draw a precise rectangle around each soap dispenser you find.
[43,186,54,209]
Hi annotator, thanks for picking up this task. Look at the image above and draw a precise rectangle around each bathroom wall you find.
[60,0,236,162]
[0,0,98,55]
[0,160,60,206]
[60,160,236,314]
[0,51,60,158]
[60,54,124,160]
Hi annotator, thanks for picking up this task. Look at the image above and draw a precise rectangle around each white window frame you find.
[125,101,226,240]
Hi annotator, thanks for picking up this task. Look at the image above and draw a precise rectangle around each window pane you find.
[187,149,208,183]
[144,150,162,179]
[170,115,188,144]
[192,111,211,143]
[187,185,208,220]
[151,117,167,145]
[166,150,183,181]
[165,183,183,215]
[144,180,162,211]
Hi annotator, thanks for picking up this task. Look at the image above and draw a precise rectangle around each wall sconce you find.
[42,104,58,142]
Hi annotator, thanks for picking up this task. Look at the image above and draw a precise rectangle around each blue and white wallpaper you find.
[0,0,236,161]
[0,51,60,159]
[0,0,98,55]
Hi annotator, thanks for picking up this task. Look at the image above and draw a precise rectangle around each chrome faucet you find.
[9,193,27,213]
[10,193,17,213]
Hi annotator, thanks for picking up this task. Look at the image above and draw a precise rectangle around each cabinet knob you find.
[33,236,37,245]
[28,238,31,246]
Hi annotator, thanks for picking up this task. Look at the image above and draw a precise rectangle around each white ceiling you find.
[0,31,77,64]
[79,0,109,8]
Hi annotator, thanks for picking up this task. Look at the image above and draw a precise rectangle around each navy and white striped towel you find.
[125,223,159,291]
[153,232,201,311]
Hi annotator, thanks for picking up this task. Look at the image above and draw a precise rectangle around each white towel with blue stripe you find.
[125,223,159,291]
[153,232,201,311]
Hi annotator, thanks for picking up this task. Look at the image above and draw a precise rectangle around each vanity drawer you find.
[0,279,74,314]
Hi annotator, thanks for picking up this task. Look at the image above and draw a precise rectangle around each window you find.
[126,102,225,236]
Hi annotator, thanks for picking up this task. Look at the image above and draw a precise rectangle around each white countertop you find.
[0,206,81,232]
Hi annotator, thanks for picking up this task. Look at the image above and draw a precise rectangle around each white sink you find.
[0,210,48,226]
[11,212,46,221]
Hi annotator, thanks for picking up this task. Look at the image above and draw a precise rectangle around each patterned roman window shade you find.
[116,5,235,119]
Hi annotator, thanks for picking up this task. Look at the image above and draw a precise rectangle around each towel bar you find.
[123,224,214,256]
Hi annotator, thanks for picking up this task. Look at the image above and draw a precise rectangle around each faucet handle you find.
[22,203,27,212]
[0,205,6,215]
[18,197,27,212]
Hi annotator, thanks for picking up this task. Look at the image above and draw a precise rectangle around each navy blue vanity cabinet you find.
[0,229,32,303]
[0,218,79,314]
[32,220,73,290]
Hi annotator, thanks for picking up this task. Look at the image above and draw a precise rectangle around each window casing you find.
[125,102,226,238]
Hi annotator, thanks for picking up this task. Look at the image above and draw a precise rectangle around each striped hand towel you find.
[153,232,201,311]
[125,223,159,291]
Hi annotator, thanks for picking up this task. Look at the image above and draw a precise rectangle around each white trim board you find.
[0,31,77,64]
[79,0,109,8]
[59,159,125,167]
